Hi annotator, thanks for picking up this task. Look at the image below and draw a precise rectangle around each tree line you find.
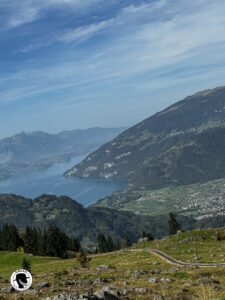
[0,224,81,258]
[0,213,180,258]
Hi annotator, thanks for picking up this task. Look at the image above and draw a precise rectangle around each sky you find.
[1,0,225,138]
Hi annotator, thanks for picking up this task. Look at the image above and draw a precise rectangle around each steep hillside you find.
[0,127,125,180]
[65,87,225,188]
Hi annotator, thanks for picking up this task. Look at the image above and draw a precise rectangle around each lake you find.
[0,155,127,206]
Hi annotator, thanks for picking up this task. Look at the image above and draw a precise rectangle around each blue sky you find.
[1,0,225,138]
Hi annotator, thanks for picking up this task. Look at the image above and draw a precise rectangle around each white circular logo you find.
[10,269,32,292]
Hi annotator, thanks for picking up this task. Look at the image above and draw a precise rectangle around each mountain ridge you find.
[0,127,126,181]
[65,86,225,188]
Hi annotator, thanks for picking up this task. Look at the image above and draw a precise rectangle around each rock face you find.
[65,86,225,188]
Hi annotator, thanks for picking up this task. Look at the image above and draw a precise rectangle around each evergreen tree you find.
[0,228,2,250]
[46,226,68,258]
[115,239,121,250]
[1,224,22,251]
[67,237,81,252]
[169,212,181,236]
[23,227,40,255]
[125,236,132,247]
[106,235,115,252]
[97,233,108,253]
[40,229,48,256]
[142,231,154,241]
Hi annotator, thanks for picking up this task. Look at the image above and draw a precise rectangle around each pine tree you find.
[106,235,115,252]
[125,237,132,247]
[46,226,68,258]
[169,212,181,236]
[1,224,22,251]
[23,227,40,255]
[97,233,108,253]
[67,237,81,252]
[142,231,154,241]
[0,228,2,250]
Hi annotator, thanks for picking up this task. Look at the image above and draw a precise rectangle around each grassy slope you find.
[1,229,225,299]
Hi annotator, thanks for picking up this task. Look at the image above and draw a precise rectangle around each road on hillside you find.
[149,249,225,268]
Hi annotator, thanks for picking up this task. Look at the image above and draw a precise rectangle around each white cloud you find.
[1,0,225,111]
[58,20,112,43]
[2,0,105,29]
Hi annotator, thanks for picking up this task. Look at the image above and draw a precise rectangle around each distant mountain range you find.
[65,86,225,188]
[0,127,125,181]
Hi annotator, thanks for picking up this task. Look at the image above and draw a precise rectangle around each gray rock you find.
[149,277,158,284]
[94,278,109,284]
[96,265,112,271]
[134,287,148,294]
[1,287,14,294]
[154,296,165,300]
[160,277,173,283]
[37,282,51,288]
[95,286,120,299]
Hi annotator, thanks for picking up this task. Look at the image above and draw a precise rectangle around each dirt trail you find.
[149,249,225,268]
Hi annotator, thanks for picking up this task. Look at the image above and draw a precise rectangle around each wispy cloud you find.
[58,20,112,43]
[1,0,225,136]
[1,0,105,29]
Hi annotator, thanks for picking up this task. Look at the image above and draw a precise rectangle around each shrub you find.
[76,252,91,268]
[21,257,32,273]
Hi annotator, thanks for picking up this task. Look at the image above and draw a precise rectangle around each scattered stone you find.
[149,277,158,284]
[94,285,120,299]
[134,287,148,294]
[96,265,112,271]
[149,269,161,275]
[153,262,160,266]
[167,268,178,274]
[154,296,165,300]
[1,287,14,294]
[198,277,219,285]
[160,277,173,283]
[94,278,109,284]
[37,282,51,288]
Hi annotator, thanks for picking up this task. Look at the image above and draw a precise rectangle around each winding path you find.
[149,249,225,268]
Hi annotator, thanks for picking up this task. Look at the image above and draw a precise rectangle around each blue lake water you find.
[0,155,127,206]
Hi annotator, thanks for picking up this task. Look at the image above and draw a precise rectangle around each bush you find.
[21,257,32,273]
[76,252,91,268]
